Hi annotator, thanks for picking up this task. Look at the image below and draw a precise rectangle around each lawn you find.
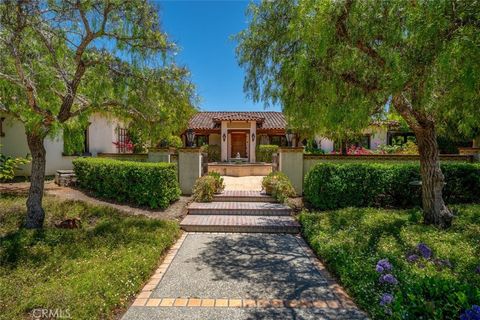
[300,205,480,319]
[0,195,180,320]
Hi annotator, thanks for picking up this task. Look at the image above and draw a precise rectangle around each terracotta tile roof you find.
[188,112,286,130]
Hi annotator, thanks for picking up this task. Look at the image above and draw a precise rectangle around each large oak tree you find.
[0,0,197,228]
[237,0,480,228]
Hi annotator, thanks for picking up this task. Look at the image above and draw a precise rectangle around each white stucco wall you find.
[368,127,388,150]
[0,113,124,176]
[0,115,75,175]
[87,113,122,156]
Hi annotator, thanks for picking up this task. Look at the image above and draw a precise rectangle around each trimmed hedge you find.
[304,162,480,210]
[256,144,278,162]
[73,157,180,209]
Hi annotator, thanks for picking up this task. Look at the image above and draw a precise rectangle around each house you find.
[181,111,399,162]
[0,112,128,175]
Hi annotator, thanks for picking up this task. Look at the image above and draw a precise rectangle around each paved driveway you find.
[122,233,367,320]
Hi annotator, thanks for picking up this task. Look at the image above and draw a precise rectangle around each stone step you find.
[180,215,300,234]
[213,190,275,203]
[188,202,291,216]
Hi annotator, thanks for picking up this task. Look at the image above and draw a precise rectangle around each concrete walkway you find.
[222,176,264,191]
[122,233,368,320]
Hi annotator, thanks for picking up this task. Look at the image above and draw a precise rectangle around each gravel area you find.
[0,181,190,221]
[151,233,333,300]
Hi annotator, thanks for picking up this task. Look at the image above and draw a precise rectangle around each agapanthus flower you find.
[380,293,393,306]
[460,305,480,320]
[379,274,398,285]
[376,259,392,273]
[407,254,420,263]
[417,243,432,259]
[475,265,480,274]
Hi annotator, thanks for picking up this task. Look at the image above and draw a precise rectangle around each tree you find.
[236,0,480,228]
[0,0,197,228]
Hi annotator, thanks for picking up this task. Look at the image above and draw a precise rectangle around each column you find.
[278,147,304,195]
[249,121,256,163]
[178,147,202,195]
[221,121,228,161]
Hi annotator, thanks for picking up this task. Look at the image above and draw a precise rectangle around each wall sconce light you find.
[251,132,255,142]
[286,129,294,147]
[186,128,195,147]
[222,133,226,142]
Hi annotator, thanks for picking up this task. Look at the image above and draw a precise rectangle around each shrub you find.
[304,162,480,210]
[201,144,221,162]
[0,149,30,181]
[73,157,180,209]
[208,171,225,193]
[256,144,278,162]
[262,171,296,203]
[193,175,217,202]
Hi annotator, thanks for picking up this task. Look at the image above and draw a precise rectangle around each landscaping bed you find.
[299,205,480,319]
[0,195,180,320]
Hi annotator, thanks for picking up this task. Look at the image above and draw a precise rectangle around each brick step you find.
[180,215,300,234]
[188,202,291,216]
[213,191,275,203]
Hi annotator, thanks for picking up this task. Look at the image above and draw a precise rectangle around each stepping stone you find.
[188,202,291,216]
[180,215,300,233]
[213,190,275,202]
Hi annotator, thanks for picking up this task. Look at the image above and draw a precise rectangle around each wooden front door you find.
[231,133,247,158]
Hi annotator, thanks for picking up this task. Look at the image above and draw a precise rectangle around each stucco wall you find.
[88,113,121,156]
[209,134,221,146]
[1,113,124,175]
[0,115,75,175]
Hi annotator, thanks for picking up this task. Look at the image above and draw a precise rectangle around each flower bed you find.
[73,157,180,209]
[299,205,480,319]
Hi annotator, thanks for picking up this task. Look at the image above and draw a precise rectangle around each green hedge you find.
[304,162,480,210]
[73,157,180,209]
[256,144,278,162]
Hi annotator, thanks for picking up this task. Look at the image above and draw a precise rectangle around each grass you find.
[0,194,180,320]
[299,205,480,319]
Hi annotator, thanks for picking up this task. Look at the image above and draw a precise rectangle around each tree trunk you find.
[24,132,46,229]
[415,125,453,228]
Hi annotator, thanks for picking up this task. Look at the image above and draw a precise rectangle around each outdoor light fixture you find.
[286,129,294,147]
[222,133,226,142]
[251,132,255,142]
[186,128,195,147]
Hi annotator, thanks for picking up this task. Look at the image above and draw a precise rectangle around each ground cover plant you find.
[73,157,180,209]
[300,205,480,319]
[0,195,179,320]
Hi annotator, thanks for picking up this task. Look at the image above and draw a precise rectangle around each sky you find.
[158,0,280,112]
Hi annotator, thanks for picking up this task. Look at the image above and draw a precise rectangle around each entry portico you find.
[183,112,287,163]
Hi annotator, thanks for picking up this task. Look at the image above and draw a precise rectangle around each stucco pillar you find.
[178,147,202,195]
[278,147,304,195]
[148,148,172,163]
[221,121,228,161]
[250,121,256,163]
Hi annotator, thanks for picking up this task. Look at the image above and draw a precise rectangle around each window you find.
[116,128,132,153]
[269,135,287,147]
[195,135,208,147]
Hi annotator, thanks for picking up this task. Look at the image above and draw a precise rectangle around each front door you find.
[231,133,247,158]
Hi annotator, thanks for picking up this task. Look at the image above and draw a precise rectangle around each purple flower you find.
[460,305,480,320]
[433,258,452,269]
[380,293,393,306]
[407,254,420,263]
[379,274,398,285]
[475,265,480,274]
[417,243,432,259]
[376,259,392,273]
